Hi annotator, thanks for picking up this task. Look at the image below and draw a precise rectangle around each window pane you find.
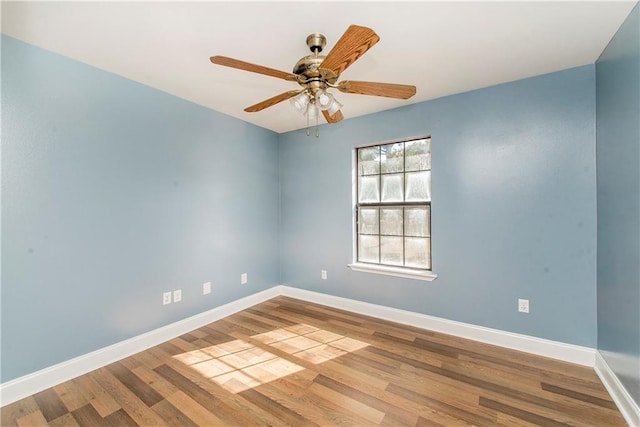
[359,207,379,235]
[405,206,429,237]
[358,147,380,176]
[380,207,403,236]
[405,138,430,171]
[405,171,431,201]
[358,176,380,203]
[381,236,403,266]
[405,237,430,269]
[358,235,379,263]
[381,143,404,174]
[381,173,404,202]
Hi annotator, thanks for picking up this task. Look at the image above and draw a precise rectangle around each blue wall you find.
[596,3,640,406]
[1,36,280,382]
[279,65,597,347]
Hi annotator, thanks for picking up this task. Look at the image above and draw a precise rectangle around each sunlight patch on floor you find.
[174,323,368,393]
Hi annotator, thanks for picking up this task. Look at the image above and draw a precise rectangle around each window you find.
[349,137,436,281]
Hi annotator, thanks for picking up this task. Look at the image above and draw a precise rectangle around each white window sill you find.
[347,263,438,282]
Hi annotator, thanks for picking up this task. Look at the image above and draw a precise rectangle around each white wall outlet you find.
[203,282,211,295]
[321,270,327,280]
[518,298,529,313]
[162,292,172,305]
[173,289,182,303]
[241,273,248,285]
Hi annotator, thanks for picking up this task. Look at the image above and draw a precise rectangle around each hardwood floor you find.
[1,296,627,426]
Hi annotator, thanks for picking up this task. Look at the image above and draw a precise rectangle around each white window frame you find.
[348,136,437,282]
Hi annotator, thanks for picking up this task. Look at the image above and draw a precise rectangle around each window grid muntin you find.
[356,137,431,270]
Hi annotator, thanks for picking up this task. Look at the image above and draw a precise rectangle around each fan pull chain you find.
[313,47,321,137]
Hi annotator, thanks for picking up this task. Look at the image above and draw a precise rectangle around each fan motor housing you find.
[293,33,339,84]
[292,55,325,76]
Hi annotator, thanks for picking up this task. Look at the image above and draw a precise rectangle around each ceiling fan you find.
[210,25,417,135]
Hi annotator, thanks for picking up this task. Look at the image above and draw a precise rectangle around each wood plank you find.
[479,396,569,427]
[387,383,496,426]
[414,415,446,427]
[71,403,108,426]
[541,382,619,410]
[163,391,226,426]
[33,387,69,421]
[118,355,142,371]
[106,362,164,407]
[49,412,81,427]
[380,411,420,427]
[1,396,40,426]
[103,408,139,427]
[15,410,49,427]
[72,374,121,418]
[54,380,90,412]
[239,388,318,427]
[309,381,386,424]
[130,346,168,369]
[496,412,542,427]
[131,364,179,398]
[178,333,199,343]
[151,399,198,427]
[244,308,297,327]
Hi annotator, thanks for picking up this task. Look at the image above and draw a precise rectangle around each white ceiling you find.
[2,1,637,133]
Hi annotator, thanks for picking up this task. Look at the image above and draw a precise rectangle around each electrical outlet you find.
[321,270,327,280]
[163,292,172,305]
[241,273,248,285]
[173,289,182,303]
[518,299,529,313]
[203,282,211,295]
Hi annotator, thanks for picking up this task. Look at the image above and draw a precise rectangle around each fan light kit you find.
[210,25,417,137]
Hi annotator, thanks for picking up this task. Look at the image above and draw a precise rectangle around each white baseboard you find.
[0,286,281,407]
[595,351,640,427]
[278,286,596,366]
[1,284,600,408]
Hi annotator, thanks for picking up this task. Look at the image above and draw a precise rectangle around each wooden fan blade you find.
[322,109,344,123]
[338,81,416,99]
[244,91,302,112]
[319,25,380,76]
[210,56,298,81]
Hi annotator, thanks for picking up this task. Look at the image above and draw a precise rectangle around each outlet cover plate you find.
[163,292,172,305]
[203,282,211,295]
[173,289,182,303]
[241,273,248,285]
[321,270,327,280]
[518,298,529,313]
